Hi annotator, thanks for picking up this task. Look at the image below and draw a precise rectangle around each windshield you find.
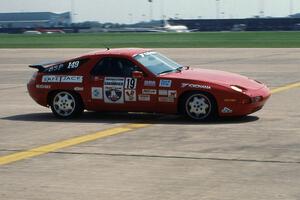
[133,52,182,75]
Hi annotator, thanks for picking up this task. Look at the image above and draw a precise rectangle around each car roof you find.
[84,48,152,57]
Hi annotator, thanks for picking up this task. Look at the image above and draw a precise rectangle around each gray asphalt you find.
[0,48,299,200]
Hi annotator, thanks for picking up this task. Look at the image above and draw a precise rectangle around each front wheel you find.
[50,91,83,119]
[181,92,217,121]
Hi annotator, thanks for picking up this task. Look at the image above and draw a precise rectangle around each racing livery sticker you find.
[45,64,64,73]
[36,84,51,89]
[159,79,172,87]
[144,80,156,87]
[181,83,211,90]
[125,78,137,89]
[168,90,177,98]
[158,97,175,103]
[221,107,233,113]
[142,89,157,95]
[104,77,125,104]
[43,58,89,73]
[158,90,168,96]
[104,77,125,86]
[91,87,103,99]
[42,75,60,83]
[42,75,83,83]
[104,86,124,104]
[125,89,136,101]
[138,95,150,101]
[74,87,84,91]
[61,76,83,83]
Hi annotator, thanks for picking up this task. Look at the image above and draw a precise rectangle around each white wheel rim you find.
[53,92,76,117]
[186,94,211,120]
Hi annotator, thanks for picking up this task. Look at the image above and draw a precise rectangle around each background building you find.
[0,12,71,28]
[170,17,300,32]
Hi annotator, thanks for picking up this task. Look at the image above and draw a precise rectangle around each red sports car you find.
[27,48,271,120]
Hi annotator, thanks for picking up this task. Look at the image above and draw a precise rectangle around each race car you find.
[27,48,271,120]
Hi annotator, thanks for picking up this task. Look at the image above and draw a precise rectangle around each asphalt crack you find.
[1,149,299,164]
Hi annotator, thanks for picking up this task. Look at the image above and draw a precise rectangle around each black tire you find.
[180,92,217,121]
[50,91,84,119]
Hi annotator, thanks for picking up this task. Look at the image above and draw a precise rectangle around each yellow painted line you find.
[0,123,150,166]
[271,82,300,94]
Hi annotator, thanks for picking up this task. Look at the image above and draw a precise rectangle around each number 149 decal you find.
[125,78,137,89]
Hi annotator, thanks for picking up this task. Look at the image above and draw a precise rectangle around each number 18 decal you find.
[125,78,137,89]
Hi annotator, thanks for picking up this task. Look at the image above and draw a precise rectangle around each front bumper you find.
[218,85,271,117]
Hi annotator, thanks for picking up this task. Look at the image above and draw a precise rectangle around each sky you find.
[0,0,300,23]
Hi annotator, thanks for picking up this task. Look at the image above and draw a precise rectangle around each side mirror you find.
[132,71,143,79]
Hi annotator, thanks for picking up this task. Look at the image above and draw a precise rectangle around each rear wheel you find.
[181,92,217,121]
[50,91,83,119]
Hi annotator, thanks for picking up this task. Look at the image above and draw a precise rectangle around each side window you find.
[91,57,143,77]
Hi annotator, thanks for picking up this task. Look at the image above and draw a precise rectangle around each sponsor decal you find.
[46,64,64,73]
[104,86,124,104]
[44,59,88,73]
[42,75,83,83]
[125,89,136,101]
[61,76,83,83]
[221,107,233,113]
[224,99,237,102]
[36,84,51,89]
[158,97,175,103]
[91,87,103,99]
[138,95,150,101]
[144,80,156,87]
[158,90,168,96]
[103,77,125,104]
[43,59,88,73]
[142,89,157,95]
[181,83,211,90]
[125,78,137,89]
[74,87,84,91]
[168,90,177,98]
[159,79,172,88]
[104,77,125,86]
[42,75,60,83]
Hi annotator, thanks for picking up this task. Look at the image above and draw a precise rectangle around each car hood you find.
[160,68,264,90]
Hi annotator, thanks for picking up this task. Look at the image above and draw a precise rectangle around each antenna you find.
[102,44,110,50]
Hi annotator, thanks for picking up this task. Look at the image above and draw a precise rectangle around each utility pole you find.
[216,0,220,19]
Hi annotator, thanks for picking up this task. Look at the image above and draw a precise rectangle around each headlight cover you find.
[230,85,246,93]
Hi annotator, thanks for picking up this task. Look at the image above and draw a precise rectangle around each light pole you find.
[148,0,153,22]
[71,0,75,23]
[128,13,133,24]
[259,0,265,18]
[289,0,294,16]
[161,0,165,20]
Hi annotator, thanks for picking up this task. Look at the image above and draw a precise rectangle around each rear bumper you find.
[218,85,271,117]
[27,80,48,107]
